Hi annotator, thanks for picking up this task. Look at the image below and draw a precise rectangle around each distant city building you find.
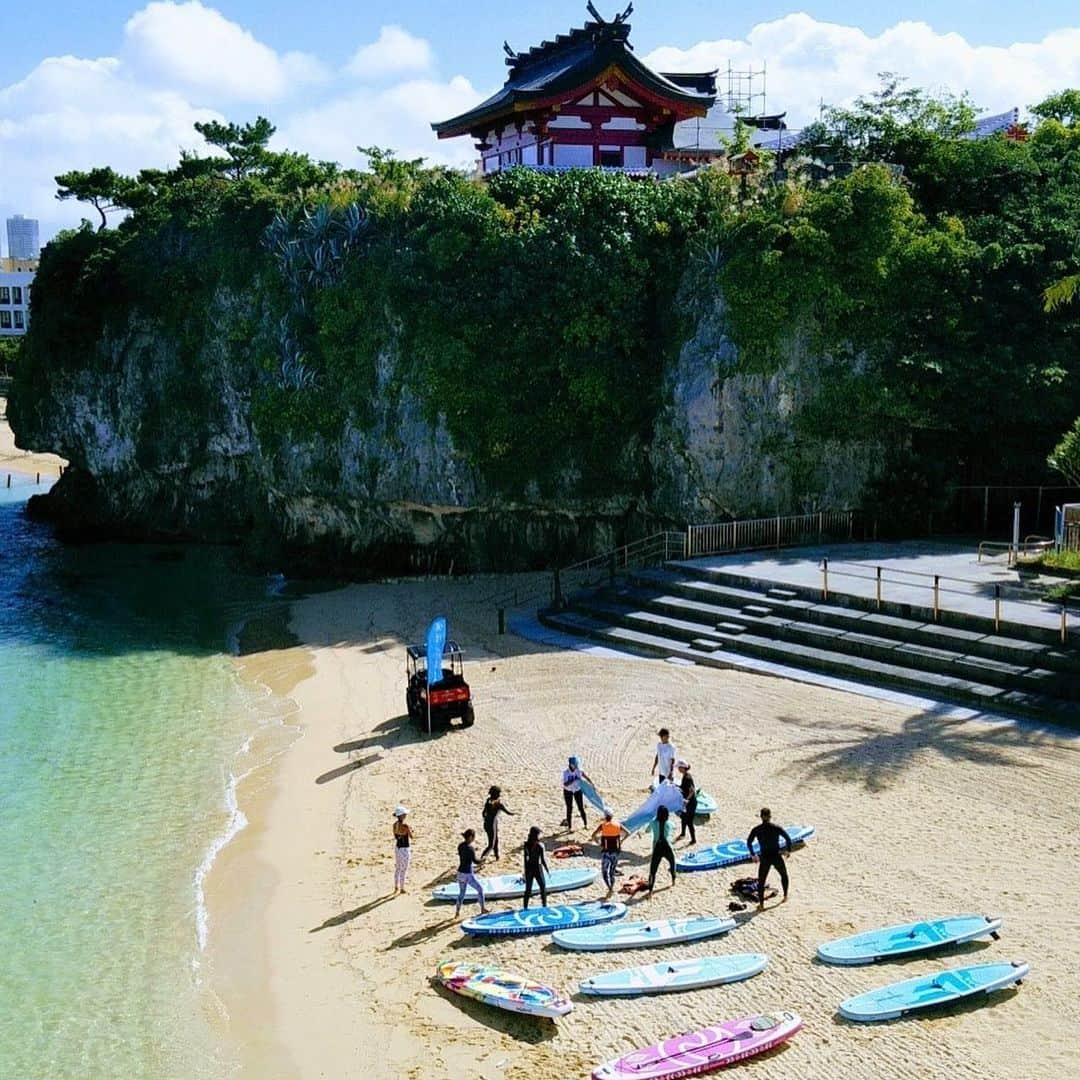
[6,215,40,261]
[0,263,33,337]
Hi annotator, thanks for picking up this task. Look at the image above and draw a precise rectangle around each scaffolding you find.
[720,61,767,118]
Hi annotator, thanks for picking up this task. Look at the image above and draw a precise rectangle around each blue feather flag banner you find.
[426,616,447,686]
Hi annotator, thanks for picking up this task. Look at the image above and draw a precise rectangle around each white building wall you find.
[0,270,33,336]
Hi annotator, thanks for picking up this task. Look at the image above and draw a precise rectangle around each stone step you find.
[767,587,800,600]
[690,637,725,652]
[577,594,1080,703]
[539,609,1080,724]
[714,621,746,635]
[625,570,1080,675]
[741,604,773,618]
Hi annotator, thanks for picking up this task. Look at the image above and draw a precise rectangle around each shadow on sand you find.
[314,752,380,785]
[309,893,396,932]
[780,702,1072,793]
[429,979,558,1044]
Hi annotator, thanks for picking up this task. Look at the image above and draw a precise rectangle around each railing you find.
[977,536,1055,567]
[818,558,1077,643]
[687,510,854,559]
[554,531,686,607]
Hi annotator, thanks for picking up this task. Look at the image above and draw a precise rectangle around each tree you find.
[194,116,276,180]
[1045,275,1080,312]
[54,167,139,229]
[1048,418,1080,485]
[1030,90,1080,127]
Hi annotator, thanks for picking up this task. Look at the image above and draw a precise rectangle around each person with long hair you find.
[646,805,676,896]
[675,760,697,845]
[480,785,514,861]
[522,825,549,909]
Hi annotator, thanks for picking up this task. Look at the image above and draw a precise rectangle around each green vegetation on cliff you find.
[13,85,1080,518]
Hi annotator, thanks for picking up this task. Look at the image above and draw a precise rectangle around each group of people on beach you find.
[391,725,793,914]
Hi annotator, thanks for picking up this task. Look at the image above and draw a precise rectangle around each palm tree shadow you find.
[780,703,1065,793]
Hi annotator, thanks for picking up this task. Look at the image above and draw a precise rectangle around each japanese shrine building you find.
[432,5,721,178]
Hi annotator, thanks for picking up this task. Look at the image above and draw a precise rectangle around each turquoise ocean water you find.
[0,479,292,1079]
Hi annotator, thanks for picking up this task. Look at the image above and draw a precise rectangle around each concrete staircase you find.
[539,562,1080,723]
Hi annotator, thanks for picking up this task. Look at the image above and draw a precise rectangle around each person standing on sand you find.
[591,810,629,899]
[392,806,413,894]
[480,785,514,861]
[675,760,697,845]
[651,728,677,784]
[455,829,488,918]
[646,805,676,896]
[561,756,593,829]
[747,807,792,911]
[522,826,549,909]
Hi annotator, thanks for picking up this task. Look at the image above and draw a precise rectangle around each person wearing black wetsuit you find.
[746,807,792,911]
[675,760,697,844]
[481,785,514,861]
[522,825,549,909]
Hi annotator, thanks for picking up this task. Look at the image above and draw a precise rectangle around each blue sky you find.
[3,2,1080,243]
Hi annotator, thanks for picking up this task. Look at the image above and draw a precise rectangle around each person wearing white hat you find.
[392,806,414,894]
[675,761,697,845]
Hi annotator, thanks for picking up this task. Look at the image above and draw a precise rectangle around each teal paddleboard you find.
[676,825,815,872]
[818,915,1002,965]
[553,915,736,952]
[580,953,768,997]
[838,961,1029,1022]
[695,791,718,816]
[580,777,611,815]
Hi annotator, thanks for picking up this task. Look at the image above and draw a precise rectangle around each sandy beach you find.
[206,573,1080,1080]
[0,392,66,481]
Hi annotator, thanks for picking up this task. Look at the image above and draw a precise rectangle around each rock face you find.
[650,298,879,523]
[12,289,877,576]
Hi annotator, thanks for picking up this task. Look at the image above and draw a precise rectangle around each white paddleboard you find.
[431,866,598,902]
[553,915,736,952]
[580,953,768,996]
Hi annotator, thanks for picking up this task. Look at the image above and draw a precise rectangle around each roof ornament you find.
[503,40,516,59]
[586,2,633,25]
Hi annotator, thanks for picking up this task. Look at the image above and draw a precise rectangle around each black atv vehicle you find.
[405,641,475,731]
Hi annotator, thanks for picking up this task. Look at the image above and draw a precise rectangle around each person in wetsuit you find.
[647,805,676,896]
[454,828,487,918]
[675,760,697,845]
[480,785,514,861]
[746,807,792,911]
[590,810,630,899]
[522,825,549,909]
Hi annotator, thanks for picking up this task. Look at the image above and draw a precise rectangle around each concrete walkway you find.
[672,539,1078,637]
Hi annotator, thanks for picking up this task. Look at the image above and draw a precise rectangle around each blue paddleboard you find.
[462,901,627,938]
[818,915,1003,966]
[838,961,1029,1022]
[580,777,611,815]
[553,915,735,952]
[676,825,816,872]
[695,791,718,816]
[580,953,768,996]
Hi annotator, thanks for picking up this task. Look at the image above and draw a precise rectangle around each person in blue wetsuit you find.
[747,807,792,911]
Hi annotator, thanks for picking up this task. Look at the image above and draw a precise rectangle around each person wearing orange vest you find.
[590,810,630,899]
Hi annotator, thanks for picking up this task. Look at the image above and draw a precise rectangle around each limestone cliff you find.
[12,276,876,576]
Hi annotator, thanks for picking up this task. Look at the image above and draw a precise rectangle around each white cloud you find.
[124,1,326,103]
[346,25,434,80]
[645,14,1080,127]
[278,76,483,168]
[0,54,220,236]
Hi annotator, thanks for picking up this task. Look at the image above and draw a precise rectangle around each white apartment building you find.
[0,267,33,336]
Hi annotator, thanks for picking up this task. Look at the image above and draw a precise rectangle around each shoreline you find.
[0,393,66,482]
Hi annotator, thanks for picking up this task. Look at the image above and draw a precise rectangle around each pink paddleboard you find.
[592,1011,802,1079]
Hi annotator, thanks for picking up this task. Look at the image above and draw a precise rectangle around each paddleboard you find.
[580,953,768,997]
[581,777,612,815]
[818,915,1003,966]
[436,959,572,1018]
[554,915,736,952]
[623,782,685,834]
[838,961,1029,1022]
[592,1011,803,1079]
[432,867,597,902]
[463,901,627,938]
[695,791,718,817]
[676,825,815,872]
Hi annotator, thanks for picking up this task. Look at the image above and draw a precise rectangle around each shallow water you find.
[0,482,291,1078]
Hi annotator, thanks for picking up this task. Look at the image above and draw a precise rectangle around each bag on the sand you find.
[552,844,583,859]
[731,876,778,902]
[619,876,649,896]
